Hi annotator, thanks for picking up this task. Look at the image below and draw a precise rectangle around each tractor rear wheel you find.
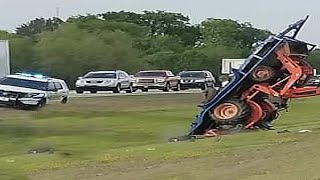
[210,100,250,125]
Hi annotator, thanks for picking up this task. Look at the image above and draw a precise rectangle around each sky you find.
[1,0,320,45]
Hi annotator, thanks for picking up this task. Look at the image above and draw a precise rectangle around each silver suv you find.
[75,70,134,93]
[0,73,69,109]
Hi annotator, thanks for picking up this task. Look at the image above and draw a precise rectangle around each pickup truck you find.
[134,70,180,92]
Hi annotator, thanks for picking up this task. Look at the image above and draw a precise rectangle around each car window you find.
[0,77,48,90]
[54,82,63,90]
[122,72,129,77]
[60,81,69,89]
[179,72,205,78]
[119,73,126,79]
[84,73,116,79]
[135,71,166,77]
[47,82,56,91]
[166,71,175,77]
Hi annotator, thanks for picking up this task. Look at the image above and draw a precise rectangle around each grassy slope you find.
[0,94,320,179]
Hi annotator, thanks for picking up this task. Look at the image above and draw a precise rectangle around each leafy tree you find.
[16,17,63,36]
[100,11,144,25]
[199,45,247,75]
[238,22,271,49]
[135,35,185,55]
[0,31,35,72]
[143,51,179,71]
[34,24,144,86]
[0,11,276,86]
[201,19,270,49]
[66,14,100,23]
[177,49,209,72]
[308,49,320,72]
[74,19,148,38]
[100,11,200,46]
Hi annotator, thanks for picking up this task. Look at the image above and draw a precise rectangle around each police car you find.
[0,73,69,109]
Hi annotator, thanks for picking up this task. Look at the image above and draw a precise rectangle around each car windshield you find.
[84,73,116,78]
[135,71,166,77]
[179,72,205,78]
[308,76,320,81]
[0,77,48,90]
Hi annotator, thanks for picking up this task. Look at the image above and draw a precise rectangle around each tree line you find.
[0,11,319,87]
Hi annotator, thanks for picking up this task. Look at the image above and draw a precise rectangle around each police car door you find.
[47,81,60,101]
[54,81,68,101]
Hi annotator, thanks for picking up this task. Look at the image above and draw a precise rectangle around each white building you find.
[0,40,10,77]
[221,59,245,74]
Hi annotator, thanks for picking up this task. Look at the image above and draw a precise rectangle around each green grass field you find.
[1,93,320,180]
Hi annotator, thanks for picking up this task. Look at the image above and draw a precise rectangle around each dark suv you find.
[178,70,216,90]
[305,75,320,86]
[134,70,180,92]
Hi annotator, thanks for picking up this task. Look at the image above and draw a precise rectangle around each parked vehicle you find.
[134,70,180,92]
[305,75,320,86]
[129,75,138,91]
[0,73,69,109]
[179,70,216,90]
[75,70,134,93]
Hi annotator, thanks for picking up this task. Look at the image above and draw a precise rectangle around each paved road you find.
[69,89,203,98]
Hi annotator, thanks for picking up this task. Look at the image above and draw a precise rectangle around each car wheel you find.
[90,90,97,93]
[163,83,170,92]
[61,97,68,104]
[132,87,138,92]
[173,83,181,91]
[201,83,208,91]
[180,86,188,90]
[76,89,84,94]
[126,84,134,93]
[113,84,121,93]
[33,98,46,110]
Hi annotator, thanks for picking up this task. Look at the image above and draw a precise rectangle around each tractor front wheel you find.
[251,66,275,82]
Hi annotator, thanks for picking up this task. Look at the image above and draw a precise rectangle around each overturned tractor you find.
[186,16,319,138]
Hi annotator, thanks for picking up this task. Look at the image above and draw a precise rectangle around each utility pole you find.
[56,7,60,18]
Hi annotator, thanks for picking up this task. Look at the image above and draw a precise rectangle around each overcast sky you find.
[1,0,319,44]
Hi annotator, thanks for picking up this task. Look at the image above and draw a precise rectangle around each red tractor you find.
[173,16,319,140]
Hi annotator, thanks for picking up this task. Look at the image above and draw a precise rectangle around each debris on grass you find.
[5,159,15,163]
[277,129,291,134]
[147,147,156,151]
[27,144,55,154]
[60,152,72,157]
[298,129,312,133]
[168,135,191,142]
